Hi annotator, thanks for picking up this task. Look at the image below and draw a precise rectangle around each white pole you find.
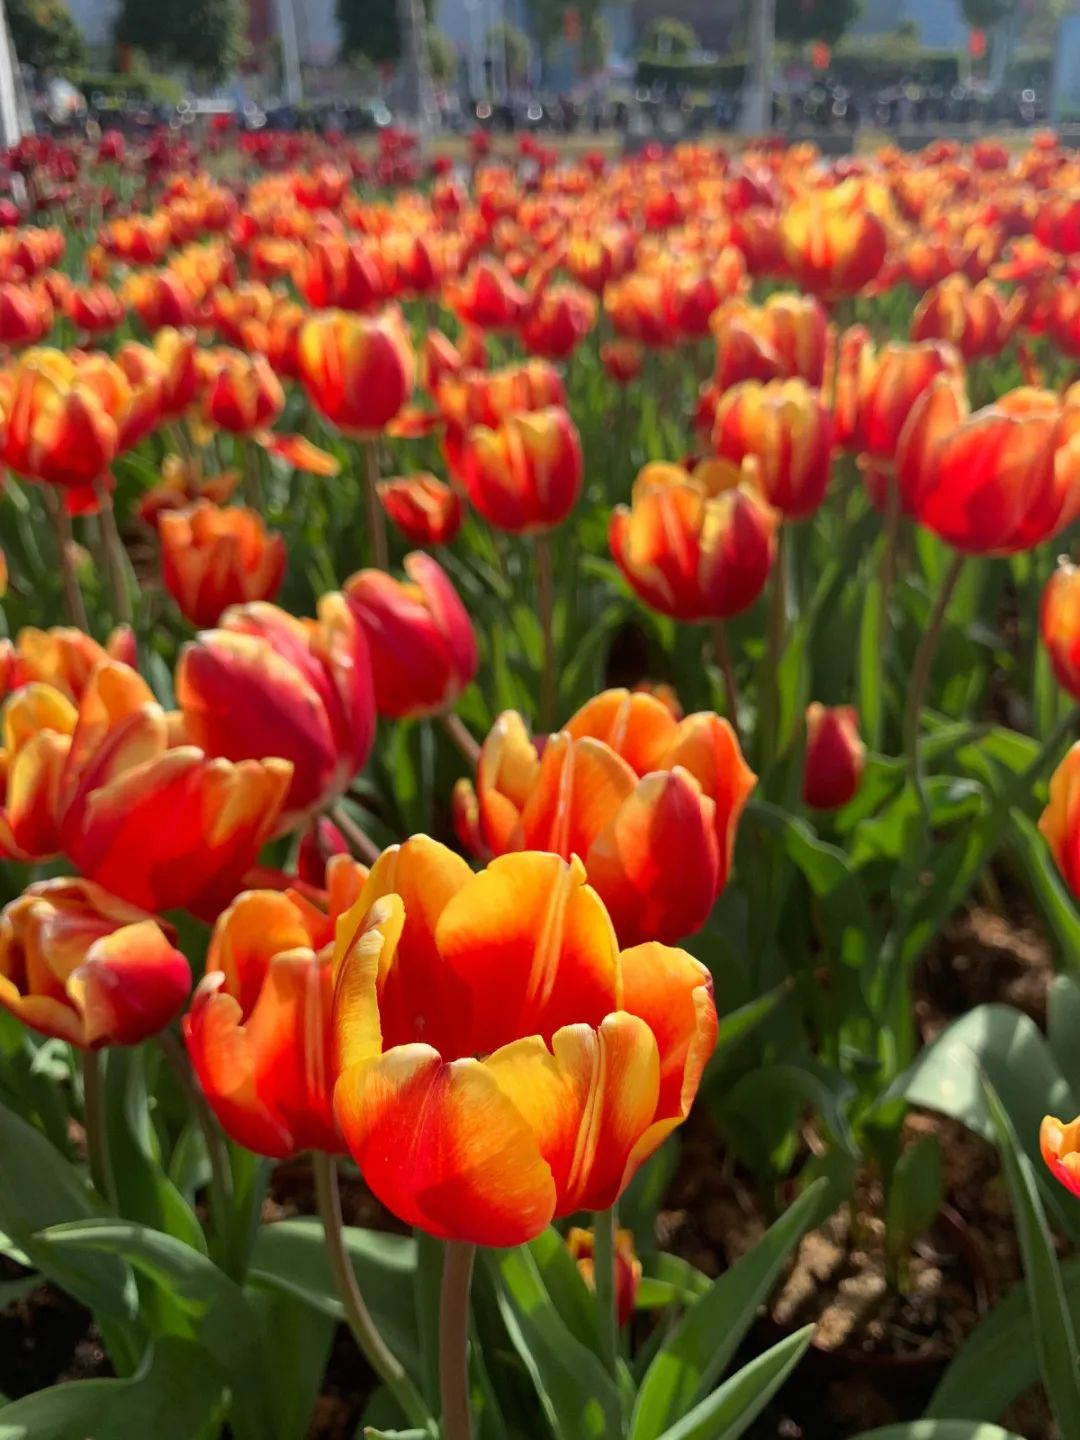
[740,0,776,134]
[276,0,304,105]
[0,0,25,150]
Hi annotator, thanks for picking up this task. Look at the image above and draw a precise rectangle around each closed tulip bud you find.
[420,329,464,394]
[455,690,755,947]
[447,257,527,330]
[66,283,125,337]
[199,348,284,435]
[297,308,415,438]
[712,378,834,520]
[802,703,865,810]
[119,327,202,423]
[1041,1114,1080,1197]
[762,292,830,385]
[1042,562,1080,702]
[610,459,777,621]
[184,861,367,1157]
[835,330,965,462]
[566,1227,642,1327]
[125,270,200,331]
[332,838,718,1245]
[176,595,375,831]
[911,275,1015,360]
[519,282,597,359]
[1040,743,1080,898]
[297,815,351,890]
[159,501,286,629]
[0,280,51,346]
[604,272,671,348]
[778,187,888,298]
[600,338,644,385]
[345,552,477,718]
[462,405,583,534]
[0,877,190,1047]
[295,233,385,312]
[377,473,463,547]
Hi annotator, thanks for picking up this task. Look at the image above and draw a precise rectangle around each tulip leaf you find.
[490,1241,623,1440]
[527,1225,599,1353]
[1007,809,1080,968]
[630,1180,826,1440]
[0,1337,225,1440]
[33,1219,274,1440]
[1048,976,1080,1098]
[980,1078,1080,1440]
[654,1325,814,1440]
[853,1426,1026,1440]
[249,1216,422,1380]
[245,1277,336,1440]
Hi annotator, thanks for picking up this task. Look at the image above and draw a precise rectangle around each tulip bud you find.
[1041,1114,1080,1198]
[378,473,463,547]
[345,552,477,719]
[519,282,597,360]
[712,378,834,520]
[447,257,527,330]
[297,308,415,438]
[159,501,286,629]
[566,1226,642,1327]
[1042,562,1080,702]
[199,348,284,435]
[600,339,644,385]
[462,406,583,534]
[802,704,865,810]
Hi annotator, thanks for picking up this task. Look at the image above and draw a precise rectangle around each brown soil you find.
[0,1258,112,1402]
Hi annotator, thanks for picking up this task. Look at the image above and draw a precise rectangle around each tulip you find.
[566,1227,642,1326]
[0,624,132,704]
[1041,562,1080,702]
[159,501,286,628]
[199,348,284,435]
[119,327,202,423]
[600,339,644,385]
[420,329,463,394]
[377,473,463,547]
[332,838,718,1245]
[802,704,865,810]
[1041,1114,1080,1197]
[0,877,190,1047]
[911,275,1015,360]
[834,330,966,462]
[712,378,834,520]
[125,271,200,331]
[454,689,755,946]
[519,283,597,359]
[446,257,527,330]
[604,272,671,348]
[66,283,125,337]
[184,856,367,1157]
[610,459,777,622]
[138,455,239,529]
[297,815,351,890]
[0,280,51,346]
[0,663,291,915]
[297,308,415,437]
[345,552,477,719]
[295,233,385,312]
[176,595,375,831]
[461,406,583,534]
[1040,742,1080,898]
[778,187,888,298]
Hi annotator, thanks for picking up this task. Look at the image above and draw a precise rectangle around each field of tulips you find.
[9,120,1080,1439]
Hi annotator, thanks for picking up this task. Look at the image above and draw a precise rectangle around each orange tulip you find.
[125,271,200,331]
[1040,742,1080,898]
[199,348,284,435]
[604,271,671,348]
[898,381,1080,555]
[461,405,582,533]
[345,552,477,719]
[911,275,1015,359]
[0,624,132,704]
[1041,1115,1080,1198]
[1041,561,1080,702]
[0,877,190,1047]
[377,473,463,547]
[600,339,644,385]
[119,327,202,423]
[834,329,965,461]
[0,663,291,915]
[295,233,385,312]
[519,282,597,359]
[332,838,718,1244]
[454,689,755,946]
[66,283,125,337]
[176,596,375,831]
[802,703,865,810]
[420,329,464,395]
[778,188,888,298]
[446,257,527,330]
[297,308,415,437]
[137,454,239,529]
[712,378,834,520]
[610,459,777,621]
[184,854,368,1157]
[566,1227,642,1327]
[0,280,51,346]
[159,501,286,628]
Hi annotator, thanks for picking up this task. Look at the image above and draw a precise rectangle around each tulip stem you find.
[593,1207,619,1379]
[364,441,389,569]
[331,804,383,866]
[313,1152,431,1431]
[711,620,741,746]
[81,1048,114,1205]
[871,471,903,752]
[94,479,133,626]
[157,1031,233,1273]
[759,526,788,768]
[440,710,481,767]
[439,1240,476,1440]
[44,488,88,630]
[903,552,966,823]
[535,532,557,732]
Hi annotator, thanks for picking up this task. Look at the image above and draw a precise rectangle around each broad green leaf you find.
[0,1337,224,1439]
[655,1325,814,1440]
[1049,975,1080,1098]
[527,1225,598,1353]
[490,1242,623,1440]
[930,1255,1080,1421]
[981,1080,1080,1440]
[250,1216,420,1378]
[630,1181,825,1440]
[885,1135,943,1260]
[855,1426,1026,1440]
[246,1279,336,1440]
[34,1219,273,1440]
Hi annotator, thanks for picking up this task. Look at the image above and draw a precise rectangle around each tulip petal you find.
[70,920,191,1047]
[517,734,637,859]
[564,689,679,776]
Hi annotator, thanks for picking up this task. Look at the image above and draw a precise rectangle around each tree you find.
[487,21,531,86]
[336,0,436,64]
[640,17,698,59]
[960,0,1013,27]
[8,0,84,72]
[113,0,243,80]
[774,0,860,46]
[426,24,455,85]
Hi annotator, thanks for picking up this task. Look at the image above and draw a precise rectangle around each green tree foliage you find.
[775,0,860,46]
[8,0,84,72]
[487,21,531,85]
[961,0,1014,28]
[426,24,455,84]
[336,0,437,65]
[113,0,243,80]
[640,17,698,58]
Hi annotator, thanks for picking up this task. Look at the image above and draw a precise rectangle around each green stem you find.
[592,1208,619,1379]
[439,710,481,768]
[871,470,902,751]
[711,619,741,747]
[535,531,557,732]
[759,525,788,768]
[312,1151,431,1431]
[902,553,966,823]
[95,479,133,626]
[45,488,88,630]
[157,1031,234,1274]
[439,1240,476,1440]
[331,803,383,866]
[364,440,389,569]
[81,1048,114,1205]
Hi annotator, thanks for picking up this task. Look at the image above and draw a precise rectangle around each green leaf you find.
[34,1219,274,1440]
[930,1255,1080,1422]
[1049,975,1080,1098]
[858,565,883,750]
[1008,809,1080,967]
[490,1241,623,1440]
[981,1079,1080,1440]
[0,1337,224,1439]
[655,1326,814,1440]
[527,1225,599,1353]
[886,1135,943,1260]
[249,1217,421,1379]
[630,1181,825,1440]
[245,1278,336,1440]
[853,1426,1026,1440]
